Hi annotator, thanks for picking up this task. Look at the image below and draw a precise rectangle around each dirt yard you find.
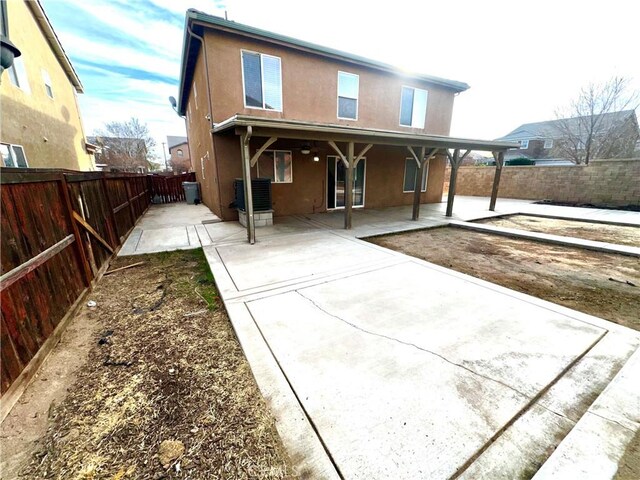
[1,250,294,480]
[369,227,640,331]
[477,214,640,247]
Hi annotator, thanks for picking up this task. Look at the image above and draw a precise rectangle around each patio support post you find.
[445,148,471,217]
[344,141,355,229]
[240,127,255,244]
[489,151,505,211]
[408,147,438,220]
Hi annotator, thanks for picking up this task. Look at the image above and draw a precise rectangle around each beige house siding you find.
[0,0,93,170]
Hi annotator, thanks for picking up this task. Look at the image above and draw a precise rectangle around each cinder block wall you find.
[444,159,640,206]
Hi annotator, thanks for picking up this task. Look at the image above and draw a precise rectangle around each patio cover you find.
[213,115,518,243]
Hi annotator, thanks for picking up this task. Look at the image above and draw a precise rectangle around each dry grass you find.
[23,249,295,479]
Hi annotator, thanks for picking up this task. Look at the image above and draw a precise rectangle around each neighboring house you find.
[0,0,94,170]
[497,110,639,164]
[167,135,191,173]
[177,10,513,230]
[88,136,149,173]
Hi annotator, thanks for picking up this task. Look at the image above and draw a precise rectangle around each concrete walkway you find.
[119,197,640,478]
[119,202,220,255]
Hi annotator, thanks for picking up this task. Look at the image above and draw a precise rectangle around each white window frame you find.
[399,85,428,128]
[177,149,183,157]
[519,139,529,149]
[326,155,367,209]
[337,71,359,120]
[402,158,428,193]
[8,57,30,93]
[42,69,53,98]
[240,49,283,112]
[1,143,29,167]
[544,139,553,149]
[257,150,293,183]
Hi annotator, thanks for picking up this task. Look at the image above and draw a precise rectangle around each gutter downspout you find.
[187,24,222,216]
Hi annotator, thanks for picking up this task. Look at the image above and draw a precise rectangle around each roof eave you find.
[27,0,83,93]
[212,115,518,151]
[179,10,470,103]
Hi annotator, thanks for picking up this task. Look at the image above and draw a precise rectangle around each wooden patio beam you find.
[250,136,278,168]
[240,127,256,244]
[445,149,471,217]
[354,143,373,166]
[412,148,439,221]
[344,142,355,229]
[328,140,348,166]
[489,151,505,211]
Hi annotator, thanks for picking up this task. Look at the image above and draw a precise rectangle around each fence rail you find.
[0,168,187,418]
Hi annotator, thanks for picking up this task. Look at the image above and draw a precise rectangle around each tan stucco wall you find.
[206,134,446,221]
[0,0,93,170]
[185,48,223,217]
[444,159,640,206]
[202,30,457,135]
[186,28,459,219]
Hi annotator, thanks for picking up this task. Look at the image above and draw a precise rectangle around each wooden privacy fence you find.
[0,168,153,418]
[149,172,196,203]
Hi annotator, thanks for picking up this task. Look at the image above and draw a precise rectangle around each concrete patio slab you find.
[203,227,640,478]
[214,231,397,293]
[119,202,220,255]
[136,202,219,228]
[248,292,529,479]
[533,348,640,479]
[118,196,639,476]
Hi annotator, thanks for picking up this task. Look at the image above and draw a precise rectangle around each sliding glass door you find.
[327,156,366,209]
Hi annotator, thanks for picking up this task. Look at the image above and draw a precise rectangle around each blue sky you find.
[44,0,227,158]
[44,0,639,160]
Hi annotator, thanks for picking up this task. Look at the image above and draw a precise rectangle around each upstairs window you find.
[42,69,53,98]
[242,51,282,111]
[403,158,428,192]
[257,150,292,183]
[399,86,428,128]
[337,71,359,119]
[8,57,30,93]
[544,139,553,149]
[519,139,529,149]
[1,143,29,167]
[177,149,184,157]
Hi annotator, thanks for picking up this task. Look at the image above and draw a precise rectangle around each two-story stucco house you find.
[0,0,94,171]
[177,10,515,242]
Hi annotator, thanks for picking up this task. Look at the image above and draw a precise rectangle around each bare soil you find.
[2,249,294,480]
[476,215,640,247]
[368,227,640,331]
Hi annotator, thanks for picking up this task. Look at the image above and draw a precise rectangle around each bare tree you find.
[552,77,639,164]
[93,118,157,171]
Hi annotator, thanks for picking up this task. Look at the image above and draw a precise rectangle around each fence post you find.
[100,173,119,245]
[57,173,93,287]
[123,176,136,225]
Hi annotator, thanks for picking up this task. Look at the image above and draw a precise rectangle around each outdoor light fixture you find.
[313,155,320,162]
[300,142,312,155]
